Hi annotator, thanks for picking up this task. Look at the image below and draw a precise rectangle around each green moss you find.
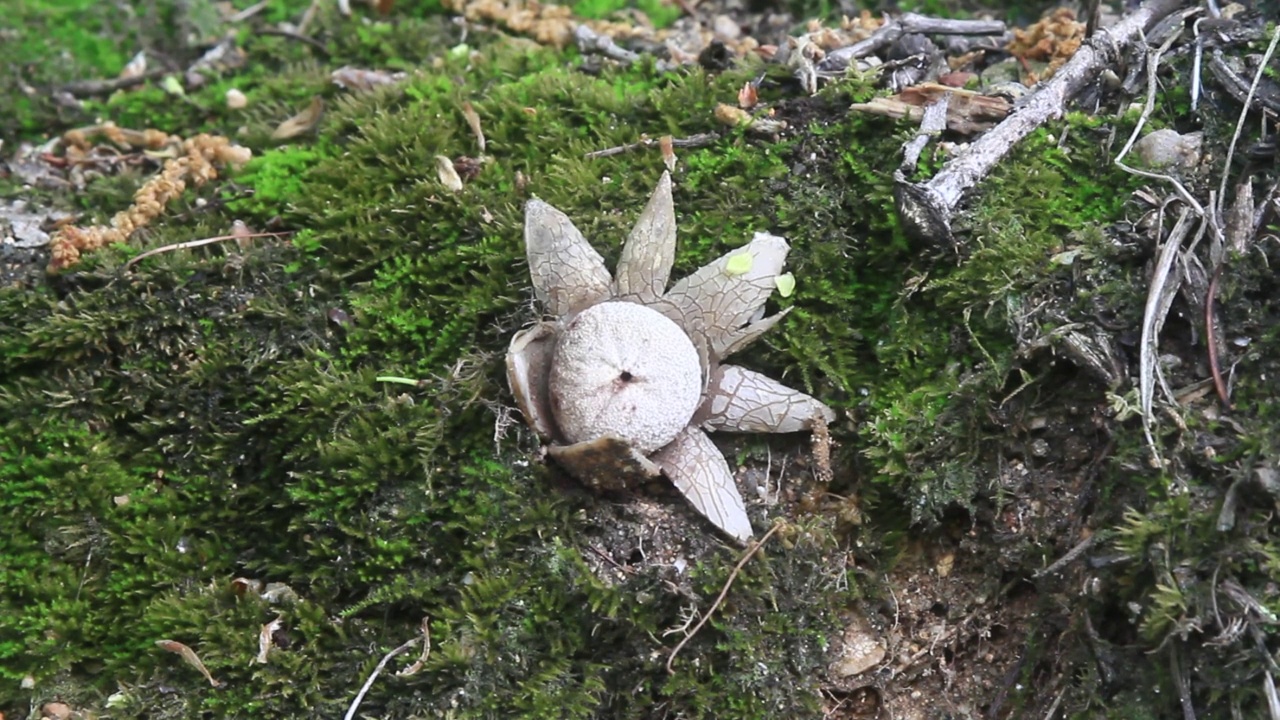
[0,31,859,717]
[8,0,1277,715]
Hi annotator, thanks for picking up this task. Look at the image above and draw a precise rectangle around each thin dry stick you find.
[1033,531,1105,578]
[123,231,292,270]
[344,636,422,720]
[666,521,783,674]
[585,133,719,159]
[1214,22,1280,225]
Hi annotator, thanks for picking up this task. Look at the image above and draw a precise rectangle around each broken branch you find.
[893,0,1187,243]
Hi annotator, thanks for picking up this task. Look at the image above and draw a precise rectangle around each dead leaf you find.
[461,101,485,153]
[659,135,675,172]
[714,103,751,128]
[331,66,407,93]
[271,96,324,140]
[436,155,463,192]
[737,81,757,109]
[156,639,222,687]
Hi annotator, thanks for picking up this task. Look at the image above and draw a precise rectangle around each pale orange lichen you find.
[48,133,251,271]
[1007,8,1084,82]
[439,0,764,57]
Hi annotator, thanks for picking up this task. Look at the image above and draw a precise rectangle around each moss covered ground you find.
[3,0,1280,718]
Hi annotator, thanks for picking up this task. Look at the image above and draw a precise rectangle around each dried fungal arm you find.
[697,365,836,434]
[613,171,677,303]
[656,232,791,360]
[524,200,612,316]
[652,426,753,543]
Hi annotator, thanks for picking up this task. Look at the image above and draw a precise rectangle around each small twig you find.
[1214,22,1280,225]
[899,94,950,172]
[60,69,171,97]
[666,521,783,673]
[584,132,719,159]
[258,28,332,58]
[820,13,1006,70]
[1034,530,1108,578]
[575,25,640,64]
[1266,672,1280,720]
[344,636,422,720]
[396,617,433,677]
[1169,644,1197,720]
[122,231,291,270]
[587,545,635,576]
[228,0,269,22]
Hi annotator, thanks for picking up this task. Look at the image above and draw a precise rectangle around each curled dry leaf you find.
[119,51,147,80]
[659,135,675,172]
[230,576,262,596]
[271,96,324,140]
[435,155,464,192]
[737,81,758,109]
[155,639,222,687]
[506,172,835,543]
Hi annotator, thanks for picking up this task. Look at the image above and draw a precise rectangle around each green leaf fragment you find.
[724,252,753,276]
[774,272,795,297]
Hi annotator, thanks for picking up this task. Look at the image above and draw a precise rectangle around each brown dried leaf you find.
[119,51,147,80]
[156,639,222,687]
[461,101,485,153]
[659,135,675,172]
[271,96,324,140]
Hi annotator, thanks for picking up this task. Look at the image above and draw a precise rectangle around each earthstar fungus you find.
[506,172,836,543]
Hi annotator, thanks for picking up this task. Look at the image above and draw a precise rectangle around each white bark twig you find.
[894,0,1186,243]
[344,637,422,720]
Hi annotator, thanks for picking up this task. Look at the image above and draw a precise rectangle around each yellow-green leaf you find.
[774,272,795,297]
[725,252,753,276]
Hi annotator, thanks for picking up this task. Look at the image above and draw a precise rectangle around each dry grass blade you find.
[1215,23,1280,224]
[343,635,422,720]
[1139,207,1196,466]
[123,231,291,270]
